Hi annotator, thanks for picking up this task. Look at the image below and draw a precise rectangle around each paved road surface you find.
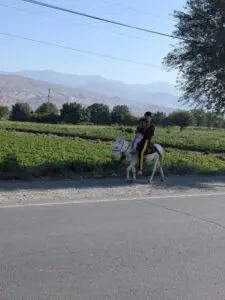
[1,192,225,299]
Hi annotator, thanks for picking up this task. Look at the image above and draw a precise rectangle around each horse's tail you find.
[159,152,164,163]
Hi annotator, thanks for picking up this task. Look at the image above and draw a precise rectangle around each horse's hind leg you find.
[149,155,159,184]
[126,162,132,182]
[131,161,137,181]
[158,161,165,182]
[127,157,137,182]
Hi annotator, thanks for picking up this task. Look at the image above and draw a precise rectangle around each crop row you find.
[1,121,225,152]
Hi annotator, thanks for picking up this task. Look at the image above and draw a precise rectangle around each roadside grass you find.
[0,131,225,180]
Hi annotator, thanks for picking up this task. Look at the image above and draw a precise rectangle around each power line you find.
[0,3,156,44]
[0,32,160,68]
[94,0,161,17]
[22,0,182,40]
[64,0,162,18]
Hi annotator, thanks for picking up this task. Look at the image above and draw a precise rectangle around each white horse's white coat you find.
[112,136,165,183]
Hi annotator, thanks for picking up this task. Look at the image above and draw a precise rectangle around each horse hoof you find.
[160,178,166,183]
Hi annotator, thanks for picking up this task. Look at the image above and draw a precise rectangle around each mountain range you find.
[0,70,184,116]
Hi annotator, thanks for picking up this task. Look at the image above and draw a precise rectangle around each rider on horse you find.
[137,111,155,175]
[130,117,147,154]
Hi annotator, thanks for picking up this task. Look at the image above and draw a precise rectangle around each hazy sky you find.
[1,0,185,84]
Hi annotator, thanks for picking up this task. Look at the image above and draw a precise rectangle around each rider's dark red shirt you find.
[143,124,155,140]
[137,124,155,154]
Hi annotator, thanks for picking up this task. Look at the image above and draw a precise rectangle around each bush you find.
[124,127,134,133]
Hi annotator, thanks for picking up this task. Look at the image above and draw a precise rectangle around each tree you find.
[36,103,58,116]
[126,115,139,126]
[213,115,224,128]
[110,105,132,124]
[169,110,194,131]
[153,111,167,127]
[0,106,9,120]
[87,103,110,124]
[163,0,225,113]
[80,107,91,123]
[205,111,216,128]
[60,102,84,124]
[163,116,172,127]
[191,109,206,127]
[10,103,31,121]
[205,111,224,128]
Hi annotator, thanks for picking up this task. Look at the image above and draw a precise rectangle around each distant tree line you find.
[0,102,225,130]
[7,102,138,125]
[154,110,225,131]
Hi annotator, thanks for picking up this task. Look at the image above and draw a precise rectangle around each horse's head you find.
[111,136,129,160]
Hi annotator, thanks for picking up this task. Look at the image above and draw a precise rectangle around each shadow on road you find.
[158,175,225,192]
[0,175,225,193]
[0,153,224,192]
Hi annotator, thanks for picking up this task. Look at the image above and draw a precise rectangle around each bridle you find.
[120,140,130,155]
[113,139,130,156]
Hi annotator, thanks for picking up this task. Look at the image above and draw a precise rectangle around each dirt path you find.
[0,175,225,206]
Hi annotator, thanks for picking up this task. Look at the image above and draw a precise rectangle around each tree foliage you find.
[153,111,167,127]
[169,110,194,131]
[60,103,84,124]
[110,105,132,124]
[191,109,206,127]
[87,103,110,124]
[0,106,9,120]
[163,0,225,113]
[11,103,31,121]
[36,103,58,116]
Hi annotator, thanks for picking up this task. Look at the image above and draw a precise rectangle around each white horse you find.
[112,136,165,183]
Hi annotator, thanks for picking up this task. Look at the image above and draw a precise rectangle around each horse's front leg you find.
[126,155,137,182]
[126,161,132,182]
[131,161,137,181]
[149,154,159,184]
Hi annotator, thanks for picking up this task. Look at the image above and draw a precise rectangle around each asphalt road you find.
[1,193,225,300]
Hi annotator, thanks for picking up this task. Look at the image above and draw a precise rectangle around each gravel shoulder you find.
[0,175,225,206]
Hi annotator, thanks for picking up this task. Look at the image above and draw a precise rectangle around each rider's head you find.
[144,111,152,124]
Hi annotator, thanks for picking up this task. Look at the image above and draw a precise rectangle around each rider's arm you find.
[131,126,141,144]
[138,125,154,171]
[143,124,155,141]
[138,124,155,154]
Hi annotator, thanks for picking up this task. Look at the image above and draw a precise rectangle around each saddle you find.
[144,144,157,156]
[137,142,156,156]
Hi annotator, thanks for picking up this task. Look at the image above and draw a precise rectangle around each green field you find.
[0,123,225,180]
[0,121,225,152]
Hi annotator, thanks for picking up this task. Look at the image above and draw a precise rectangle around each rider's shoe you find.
[137,170,143,176]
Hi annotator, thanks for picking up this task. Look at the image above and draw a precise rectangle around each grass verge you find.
[0,132,225,180]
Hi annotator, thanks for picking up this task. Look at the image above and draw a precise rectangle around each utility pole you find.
[48,88,51,103]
